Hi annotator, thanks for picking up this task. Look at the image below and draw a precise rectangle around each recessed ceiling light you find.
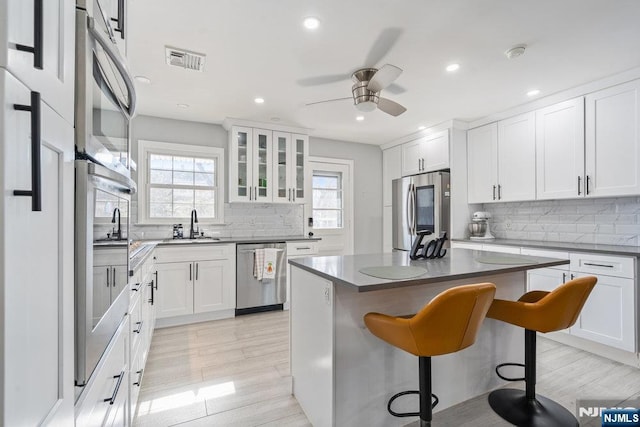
[527,89,540,97]
[418,126,426,130]
[303,17,320,30]
[134,75,151,84]
[445,63,460,72]
[505,45,526,59]
[356,116,364,121]
[176,103,189,109]
[254,97,265,104]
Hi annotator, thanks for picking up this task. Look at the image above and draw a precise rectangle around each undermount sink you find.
[161,237,221,244]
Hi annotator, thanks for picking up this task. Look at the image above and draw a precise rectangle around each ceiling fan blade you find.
[297,74,350,87]
[377,98,407,116]
[305,97,352,106]
[367,64,403,92]
[386,83,406,95]
[364,28,403,67]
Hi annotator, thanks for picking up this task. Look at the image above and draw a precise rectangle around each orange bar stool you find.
[364,283,496,427]
[486,276,597,427]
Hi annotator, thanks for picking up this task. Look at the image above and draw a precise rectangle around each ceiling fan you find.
[299,28,408,117]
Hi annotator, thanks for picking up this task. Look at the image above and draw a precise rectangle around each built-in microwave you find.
[75,0,136,177]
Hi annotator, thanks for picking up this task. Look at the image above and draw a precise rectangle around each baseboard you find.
[154,309,235,328]
[541,331,640,368]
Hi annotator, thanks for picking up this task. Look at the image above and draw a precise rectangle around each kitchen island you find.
[288,248,569,427]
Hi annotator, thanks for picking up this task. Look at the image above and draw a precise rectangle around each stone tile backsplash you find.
[481,197,640,246]
[95,201,304,241]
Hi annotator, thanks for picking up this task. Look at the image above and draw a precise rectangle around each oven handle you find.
[87,17,137,118]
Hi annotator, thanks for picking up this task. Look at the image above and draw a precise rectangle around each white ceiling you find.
[127,0,640,145]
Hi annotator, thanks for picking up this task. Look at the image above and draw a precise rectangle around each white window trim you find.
[137,140,225,225]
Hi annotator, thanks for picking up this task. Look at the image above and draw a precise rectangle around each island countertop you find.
[288,248,569,292]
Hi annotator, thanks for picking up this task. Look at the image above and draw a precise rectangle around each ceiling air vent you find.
[165,46,206,72]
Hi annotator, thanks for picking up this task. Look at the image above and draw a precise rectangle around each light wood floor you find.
[134,310,640,426]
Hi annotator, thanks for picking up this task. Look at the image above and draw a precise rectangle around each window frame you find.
[137,140,225,225]
[311,170,344,230]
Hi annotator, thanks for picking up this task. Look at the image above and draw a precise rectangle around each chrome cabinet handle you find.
[492,185,496,201]
[293,188,296,202]
[498,184,502,200]
[189,264,192,281]
[148,279,155,305]
[106,268,110,287]
[113,267,116,287]
[418,159,421,171]
[570,273,575,280]
[586,175,591,195]
[104,371,125,405]
[13,91,42,211]
[131,282,140,292]
[15,0,43,69]
[196,263,199,280]
[133,321,142,334]
[577,176,582,196]
[296,247,311,250]
[562,272,566,283]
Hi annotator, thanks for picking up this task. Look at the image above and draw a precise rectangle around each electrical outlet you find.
[505,220,512,230]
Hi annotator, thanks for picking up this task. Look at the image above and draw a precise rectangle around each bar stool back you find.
[364,282,496,427]
[487,275,597,427]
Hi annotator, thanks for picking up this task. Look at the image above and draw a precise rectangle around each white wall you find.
[309,137,383,254]
[129,115,383,251]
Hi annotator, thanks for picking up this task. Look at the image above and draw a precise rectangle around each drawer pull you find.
[562,273,566,283]
[133,369,143,387]
[131,282,140,292]
[104,371,125,405]
[133,321,143,334]
[583,262,614,268]
[296,247,311,250]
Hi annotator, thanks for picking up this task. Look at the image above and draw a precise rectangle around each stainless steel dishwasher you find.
[236,242,287,315]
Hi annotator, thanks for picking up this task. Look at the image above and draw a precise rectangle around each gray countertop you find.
[453,238,640,257]
[288,248,569,292]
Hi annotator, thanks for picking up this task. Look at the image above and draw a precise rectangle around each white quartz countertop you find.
[453,238,640,257]
[288,248,568,292]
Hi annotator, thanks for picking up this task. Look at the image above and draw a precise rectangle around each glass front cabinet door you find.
[229,127,274,203]
[272,132,308,204]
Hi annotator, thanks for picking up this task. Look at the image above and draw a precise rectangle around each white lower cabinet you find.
[285,241,319,310]
[75,318,129,427]
[154,244,236,319]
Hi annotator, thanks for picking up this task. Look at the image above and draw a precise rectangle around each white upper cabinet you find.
[272,132,309,204]
[497,112,536,202]
[467,113,535,203]
[382,145,402,207]
[228,127,274,203]
[401,130,449,176]
[467,122,498,203]
[0,0,75,124]
[536,98,585,200]
[585,80,640,198]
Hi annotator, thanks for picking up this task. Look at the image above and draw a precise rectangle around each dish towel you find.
[254,249,265,280]
[263,248,278,280]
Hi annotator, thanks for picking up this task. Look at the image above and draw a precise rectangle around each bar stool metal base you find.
[489,388,579,427]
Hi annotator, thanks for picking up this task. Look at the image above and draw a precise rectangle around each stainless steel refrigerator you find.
[392,171,451,251]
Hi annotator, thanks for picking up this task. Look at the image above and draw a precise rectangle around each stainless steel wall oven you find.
[74,0,136,388]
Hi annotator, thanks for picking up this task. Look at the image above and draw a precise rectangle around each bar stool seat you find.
[487,276,597,427]
[364,283,496,427]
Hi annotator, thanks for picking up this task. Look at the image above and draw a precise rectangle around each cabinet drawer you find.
[155,244,234,263]
[287,241,318,256]
[570,253,635,278]
[75,320,128,427]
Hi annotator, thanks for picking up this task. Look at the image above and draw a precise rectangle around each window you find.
[138,140,225,224]
[312,172,343,229]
